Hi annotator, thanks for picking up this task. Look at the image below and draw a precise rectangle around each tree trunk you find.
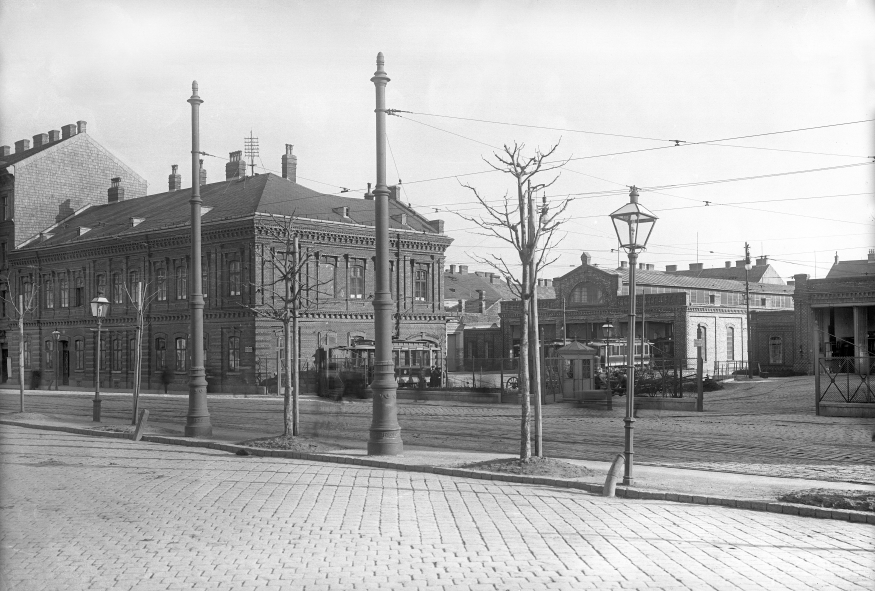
[528,266,543,457]
[518,262,531,460]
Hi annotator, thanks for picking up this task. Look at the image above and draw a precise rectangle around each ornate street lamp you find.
[609,186,657,487]
[368,52,403,455]
[744,243,752,380]
[52,330,60,391]
[90,295,109,421]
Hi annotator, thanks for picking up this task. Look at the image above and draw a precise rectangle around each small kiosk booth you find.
[556,341,611,409]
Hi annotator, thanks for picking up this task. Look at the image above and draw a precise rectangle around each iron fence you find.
[632,358,700,398]
[446,357,520,373]
[712,361,748,380]
[818,357,874,404]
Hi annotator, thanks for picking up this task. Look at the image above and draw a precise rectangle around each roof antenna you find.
[244,130,259,177]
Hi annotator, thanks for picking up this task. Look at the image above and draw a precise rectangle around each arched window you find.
[175,337,187,371]
[75,339,84,370]
[228,260,241,296]
[350,264,364,299]
[229,336,241,371]
[44,277,54,309]
[568,283,603,305]
[156,267,167,301]
[318,257,335,299]
[96,273,106,298]
[59,275,69,308]
[129,271,141,305]
[176,266,187,300]
[23,336,31,368]
[112,273,124,304]
[155,337,166,370]
[726,326,735,361]
[769,336,783,364]
[45,340,53,368]
[75,276,84,307]
[112,337,123,371]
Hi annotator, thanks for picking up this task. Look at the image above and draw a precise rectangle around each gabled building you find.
[5,147,451,393]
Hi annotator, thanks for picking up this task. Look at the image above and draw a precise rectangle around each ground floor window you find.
[175,338,187,371]
[229,336,240,371]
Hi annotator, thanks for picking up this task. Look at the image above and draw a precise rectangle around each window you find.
[74,277,84,307]
[697,325,707,361]
[175,337,187,371]
[176,266,187,300]
[44,277,54,309]
[59,275,69,308]
[318,257,335,299]
[156,267,167,301]
[112,338,122,371]
[112,273,123,304]
[569,283,603,305]
[96,273,106,298]
[45,340,53,369]
[769,336,783,364]
[75,339,84,370]
[229,336,240,371]
[726,327,735,361]
[761,297,767,307]
[129,271,141,305]
[0,242,6,267]
[414,266,428,301]
[229,260,241,296]
[23,278,33,306]
[155,338,166,370]
[23,337,30,368]
[350,264,364,299]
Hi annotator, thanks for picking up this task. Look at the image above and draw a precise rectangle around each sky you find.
[2,0,873,282]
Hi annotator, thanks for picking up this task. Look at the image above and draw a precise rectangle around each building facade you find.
[4,151,451,393]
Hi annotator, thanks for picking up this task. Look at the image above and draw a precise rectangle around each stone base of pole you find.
[185,371,212,437]
[367,361,403,455]
[623,415,635,486]
[92,398,101,422]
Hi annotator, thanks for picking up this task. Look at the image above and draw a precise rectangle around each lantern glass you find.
[90,295,110,318]
[610,201,658,251]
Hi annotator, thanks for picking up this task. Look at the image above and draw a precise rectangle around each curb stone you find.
[1,417,873,525]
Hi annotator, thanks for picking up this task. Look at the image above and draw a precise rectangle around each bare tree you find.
[247,214,323,437]
[459,142,571,460]
[1,273,39,412]
[121,279,161,424]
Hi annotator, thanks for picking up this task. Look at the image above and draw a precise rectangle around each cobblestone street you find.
[2,425,873,591]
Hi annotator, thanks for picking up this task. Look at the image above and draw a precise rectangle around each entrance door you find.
[1,346,7,383]
[60,341,70,386]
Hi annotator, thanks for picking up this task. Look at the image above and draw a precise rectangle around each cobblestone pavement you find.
[2,376,873,484]
[1,426,873,591]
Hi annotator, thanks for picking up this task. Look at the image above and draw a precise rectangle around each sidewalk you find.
[2,403,873,525]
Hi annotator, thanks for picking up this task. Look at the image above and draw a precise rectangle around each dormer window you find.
[130,217,145,227]
[78,227,91,236]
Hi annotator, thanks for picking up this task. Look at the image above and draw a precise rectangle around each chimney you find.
[834,252,839,265]
[61,124,77,139]
[389,185,401,201]
[735,260,746,268]
[458,299,464,312]
[14,139,30,153]
[0,146,9,157]
[168,164,182,191]
[646,264,655,271]
[544,278,552,287]
[755,257,768,266]
[689,263,704,271]
[478,291,486,313]
[477,289,485,300]
[281,144,297,182]
[666,265,677,272]
[32,133,48,148]
[226,151,246,179]
[449,264,456,274]
[868,249,875,263]
[48,129,61,142]
[787,280,795,286]
[199,159,206,186]
[580,251,591,266]
[76,120,87,134]
[108,177,124,203]
[620,261,627,268]
[725,261,732,268]
[459,265,468,274]
[428,219,444,233]
[639,263,645,270]
[364,182,374,200]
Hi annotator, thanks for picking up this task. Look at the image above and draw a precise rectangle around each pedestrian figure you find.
[161,367,174,394]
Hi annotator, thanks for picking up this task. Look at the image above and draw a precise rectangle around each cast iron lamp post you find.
[52,330,60,391]
[368,53,403,455]
[609,186,657,487]
[90,295,109,421]
[602,318,614,392]
[744,243,752,379]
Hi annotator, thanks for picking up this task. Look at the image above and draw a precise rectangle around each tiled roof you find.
[826,260,875,278]
[444,270,555,310]
[20,173,447,248]
[613,268,794,295]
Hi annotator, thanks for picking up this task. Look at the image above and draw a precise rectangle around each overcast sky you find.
[2,0,873,282]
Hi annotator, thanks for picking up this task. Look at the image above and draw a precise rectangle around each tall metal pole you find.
[292,234,300,436]
[185,81,212,437]
[624,249,638,486]
[745,242,752,380]
[18,295,25,413]
[94,316,102,421]
[368,53,403,455]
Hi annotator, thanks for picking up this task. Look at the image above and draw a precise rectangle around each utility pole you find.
[368,52,403,455]
[744,242,752,380]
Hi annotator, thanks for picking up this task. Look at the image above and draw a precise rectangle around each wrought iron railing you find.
[446,357,520,373]
[712,361,748,380]
[818,357,874,404]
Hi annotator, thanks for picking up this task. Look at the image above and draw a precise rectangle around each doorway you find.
[1,346,7,383]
